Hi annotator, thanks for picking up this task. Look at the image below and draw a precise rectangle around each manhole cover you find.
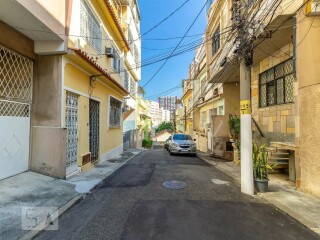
[162,180,187,190]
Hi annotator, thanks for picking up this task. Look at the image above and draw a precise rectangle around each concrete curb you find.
[21,149,146,240]
[20,195,84,240]
[197,154,320,237]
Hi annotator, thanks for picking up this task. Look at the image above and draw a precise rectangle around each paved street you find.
[36,149,319,240]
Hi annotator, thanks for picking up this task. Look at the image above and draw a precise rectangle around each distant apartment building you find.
[158,96,178,119]
[149,101,162,126]
[161,108,171,122]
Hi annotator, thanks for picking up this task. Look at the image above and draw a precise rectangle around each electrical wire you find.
[138,0,210,92]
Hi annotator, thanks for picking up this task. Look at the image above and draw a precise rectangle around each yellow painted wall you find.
[296,12,320,198]
[64,62,124,170]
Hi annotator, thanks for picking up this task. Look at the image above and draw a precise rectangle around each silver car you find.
[169,134,197,156]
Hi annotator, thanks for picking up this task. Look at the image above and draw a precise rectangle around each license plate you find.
[181,149,188,152]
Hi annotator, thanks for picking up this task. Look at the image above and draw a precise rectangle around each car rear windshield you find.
[173,134,192,140]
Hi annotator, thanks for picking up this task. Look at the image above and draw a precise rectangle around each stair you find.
[267,147,290,170]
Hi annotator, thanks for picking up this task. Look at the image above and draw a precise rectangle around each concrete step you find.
[271,152,290,155]
[269,157,289,160]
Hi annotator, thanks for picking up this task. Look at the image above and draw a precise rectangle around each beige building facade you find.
[0,0,141,180]
[205,0,320,198]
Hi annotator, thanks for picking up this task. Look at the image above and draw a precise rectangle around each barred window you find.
[124,70,129,91]
[112,50,121,73]
[134,44,139,66]
[259,58,294,107]
[109,97,122,127]
[212,26,220,56]
[130,79,135,95]
[128,29,134,50]
[80,0,102,53]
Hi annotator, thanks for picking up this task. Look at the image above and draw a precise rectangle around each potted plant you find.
[252,142,276,192]
[228,114,240,164]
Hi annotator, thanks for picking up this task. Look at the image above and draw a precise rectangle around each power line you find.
[139,0,210,91]
[140,0,191,39]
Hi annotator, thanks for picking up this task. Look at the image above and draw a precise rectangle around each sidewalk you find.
[0,148,145,240]
[198,152,320,236]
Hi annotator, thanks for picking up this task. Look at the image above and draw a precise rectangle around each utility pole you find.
[237,0,254,195]
[173,109,176,133]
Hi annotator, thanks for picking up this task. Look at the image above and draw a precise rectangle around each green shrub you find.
[142,139,153,148]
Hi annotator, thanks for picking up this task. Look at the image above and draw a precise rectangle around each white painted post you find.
[240,59,254,195]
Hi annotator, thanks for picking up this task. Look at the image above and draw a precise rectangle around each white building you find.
[161,108,171,122]
[122,0,141,139]
[149,100,162,126]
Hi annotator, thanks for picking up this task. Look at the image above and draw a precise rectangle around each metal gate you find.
[123,130,135,150]
[89,99,99,163]
[65,91,79,175]
[0,45,32,180]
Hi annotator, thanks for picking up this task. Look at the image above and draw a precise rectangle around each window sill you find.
[109,125,121,129]
[259,102,294,109]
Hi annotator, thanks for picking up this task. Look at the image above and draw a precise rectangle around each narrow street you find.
[36,149,319,240]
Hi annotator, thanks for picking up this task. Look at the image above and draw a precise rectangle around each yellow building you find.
[249,0,320,197]
[205,0,320,198]
[0,0,141,179]
[61,0,140,176]
[181,79,193,136]
[137,95,152,146]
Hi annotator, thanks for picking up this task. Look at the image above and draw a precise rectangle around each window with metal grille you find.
[212,26,220,56]
[259,58,294,108]
[80,0,102,53]
[134,44,139,66]
[124,70,129,91]
[109,97,122,127]
[112,50,121,73]
[130,79,135,95]
[128,29,134,50]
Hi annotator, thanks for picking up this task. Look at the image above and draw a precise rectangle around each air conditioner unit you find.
[105,47,115,58]
[306,0,320,16]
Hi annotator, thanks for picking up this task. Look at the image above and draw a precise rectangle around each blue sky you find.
[138,0,207,100]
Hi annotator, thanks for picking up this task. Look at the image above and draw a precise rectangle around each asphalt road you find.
[36,149,319,240]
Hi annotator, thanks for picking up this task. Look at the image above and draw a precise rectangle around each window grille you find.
[89,99,99,162]
[65,92,79,168]
[0,45,33,102]
[109,97,122,127]
[128,29,134,50]
[124,71,129,91]
[0,100,30,117]
[134,44,139,66]
[212,26,220,56]
[259,58,294,107]
[112,50,121,73]
[80,0,102,53]
[130,79,135,95]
